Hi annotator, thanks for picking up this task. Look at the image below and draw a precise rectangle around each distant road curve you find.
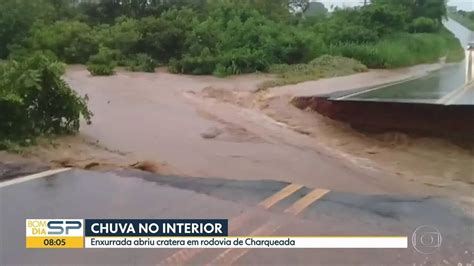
[444,18,474,47]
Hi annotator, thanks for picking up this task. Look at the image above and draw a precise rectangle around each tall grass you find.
[258,55,367,90]
[442,29,465,63]
[329,30,464,68]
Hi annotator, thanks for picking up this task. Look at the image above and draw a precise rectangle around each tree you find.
[360,3,407,35]
[1,54,92,144]
[415,0,447,22]
[225,0,291,20]
[409,17,439,32]
[96,17,141,56]
[373,0,447,22]
[304,2,328,17]
[76,0,208,24]
[24,21,99,64]
[0,0,55,58]
[290,0,310,14]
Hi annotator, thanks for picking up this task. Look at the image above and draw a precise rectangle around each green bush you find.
[169,53,217,75]
[171,48,271,76]
[24,21,99,63]
[8,48,58,62]
[259,55,367,89]
[330,44,386,68]
[409,17,439,33]
[330,32,457,68]
[137,8,199,63]
[269,55,367,77]
[0,54,91,147]
[0,0,464,77]
[309,55,368,72]
[329,24,379,44]
[87,64,115,76]
[0,0,56,59]
[87,47,117,76]
[125,54,156,72]
[95,17,141,57]
[170,4,311,75]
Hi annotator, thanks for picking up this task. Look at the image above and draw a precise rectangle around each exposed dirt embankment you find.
[189,67,474,189]
[291,96,474,143]
[260,93,474,186]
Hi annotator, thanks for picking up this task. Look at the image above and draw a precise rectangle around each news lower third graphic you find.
[26,219,84,248]
[26,219,442,251]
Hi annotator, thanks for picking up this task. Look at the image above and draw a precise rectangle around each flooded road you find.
[63,64,473,201]
[66,67,399,195]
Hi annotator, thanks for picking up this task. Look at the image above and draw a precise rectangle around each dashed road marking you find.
[284,188,329,216]
[159,183,304,265]
[257,184,303,209]
[207,188,330,265]
[0,168,71,188]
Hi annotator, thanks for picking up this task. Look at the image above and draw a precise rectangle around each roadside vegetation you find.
[0,0,465,148]
[448,10,474,31]
[0,54,92,150]
[0,0,464,76]
[259,55,367,90]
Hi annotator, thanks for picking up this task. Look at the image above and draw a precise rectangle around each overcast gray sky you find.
[317,0,473,11]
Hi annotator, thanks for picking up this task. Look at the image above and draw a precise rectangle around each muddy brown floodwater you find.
[3,65,472,203]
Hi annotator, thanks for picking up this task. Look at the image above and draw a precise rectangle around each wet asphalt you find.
[0,169,473,265]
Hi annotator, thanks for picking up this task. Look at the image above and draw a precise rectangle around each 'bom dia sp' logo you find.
[27,219,83,235]
[26,219,84,249]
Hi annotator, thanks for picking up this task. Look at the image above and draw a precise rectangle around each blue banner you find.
[84,219,228,237]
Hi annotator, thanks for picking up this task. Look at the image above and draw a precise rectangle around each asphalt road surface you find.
[1,169,473,265]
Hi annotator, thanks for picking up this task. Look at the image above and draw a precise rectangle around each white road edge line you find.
[436,85,465,104]
[0,168,72,188]
[445,83,474,105]
[436,81,474,105]
[335,76,421,101]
